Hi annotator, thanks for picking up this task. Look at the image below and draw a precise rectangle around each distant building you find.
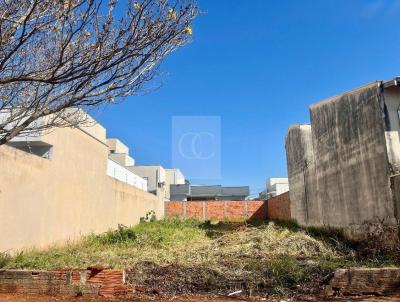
[259,178,289,200]
[129,165,167,197]
[165,168,185,185]
[165,168,185,200]
[286,78,400,234]
[6,116,149,192]
[170,184,250,201]
[106,138,147,191]
[107,138,135,166]
[129,166,185,201]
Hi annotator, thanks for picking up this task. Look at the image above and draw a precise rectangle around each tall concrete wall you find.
[309,83,395,228]
[0,126,163,253]
[286,82,398,233]
[285,125,321,226]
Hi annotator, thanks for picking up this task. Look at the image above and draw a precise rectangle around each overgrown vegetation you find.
[1,218,399,298]
[0,252,11,268]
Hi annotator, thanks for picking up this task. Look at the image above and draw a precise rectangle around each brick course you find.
[206,201,226,220]
[0,269,130,298]
[226,201,246,220]
[248,201,267,220]
[186,202,203,219]
[166,202,183,217]
[266,192,291,220]
[166,192,291,221]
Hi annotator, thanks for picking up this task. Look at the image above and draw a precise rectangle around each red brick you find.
[267,192,291,221]
[0,269,129,298]
[186,202,203,219]
[206,201,225,220]
[167,200,272,221]
[226,201,245,220]
[248,201,267,220]
[166,202,183,217]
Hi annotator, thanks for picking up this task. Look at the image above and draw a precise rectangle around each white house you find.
[129,166,186,201]
[106,138,147,191]
[259,177,289,200]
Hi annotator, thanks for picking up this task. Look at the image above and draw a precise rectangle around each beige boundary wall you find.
[0,125,163,253]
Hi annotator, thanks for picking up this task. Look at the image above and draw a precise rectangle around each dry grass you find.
[1,218,398,298]
[2,219,338,270]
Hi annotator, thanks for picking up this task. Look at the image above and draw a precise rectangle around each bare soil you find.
[1,294,400,302]
[0,295,247,302]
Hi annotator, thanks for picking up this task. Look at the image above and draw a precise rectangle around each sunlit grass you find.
[2,218,398,297]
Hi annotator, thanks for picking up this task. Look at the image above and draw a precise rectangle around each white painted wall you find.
[274,183,290,195]
[107,138,129,154]
[383,87,400,172]
[266,177,289,197]
[128,166,166,193]
[166,169,185,185]
[107,159,147,191]
[164,169,185,201]
[109,153,135,166]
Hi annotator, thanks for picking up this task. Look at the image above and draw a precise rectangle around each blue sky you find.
[97,0,400,197]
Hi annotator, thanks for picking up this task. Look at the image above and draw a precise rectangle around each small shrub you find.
[272,219,301,232]
[140,211,156,223]
[90,224,137,245]
[305,225,357,253]
[265,255,304,289]
[0,252,11,268]
[357,220,400,262]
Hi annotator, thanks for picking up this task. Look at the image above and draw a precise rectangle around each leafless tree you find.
[0,0,196,145]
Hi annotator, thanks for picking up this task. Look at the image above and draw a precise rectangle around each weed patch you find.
[0,252,11,268]
[2,218,399,298]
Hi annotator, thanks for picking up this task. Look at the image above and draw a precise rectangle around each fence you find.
[166,192,291,221]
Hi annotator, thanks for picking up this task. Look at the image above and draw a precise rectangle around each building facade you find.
[165,168,186,201]
[128,165,167,198]
[0,115,163,252]
[286,79,400,235]
[105,138,147,191]
[259,178,289,200]
[128,166,186,201]
[170,184,250,201]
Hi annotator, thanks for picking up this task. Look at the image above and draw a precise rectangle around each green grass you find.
[4,218,211,270]
[1,218,399,297]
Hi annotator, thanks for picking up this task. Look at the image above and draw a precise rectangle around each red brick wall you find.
[266,192,291,220]
[248,201,267,220]
[226,201,245,220]
[186,202,203,219]
[167,202,183,217]
[166,192,291,222]
[206,201,226,220]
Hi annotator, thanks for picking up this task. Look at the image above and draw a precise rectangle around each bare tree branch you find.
[0,0,197,144]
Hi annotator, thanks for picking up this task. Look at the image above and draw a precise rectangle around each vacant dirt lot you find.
[1,220,399,300]
[0,295,248,302]
[1,294,400,302]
